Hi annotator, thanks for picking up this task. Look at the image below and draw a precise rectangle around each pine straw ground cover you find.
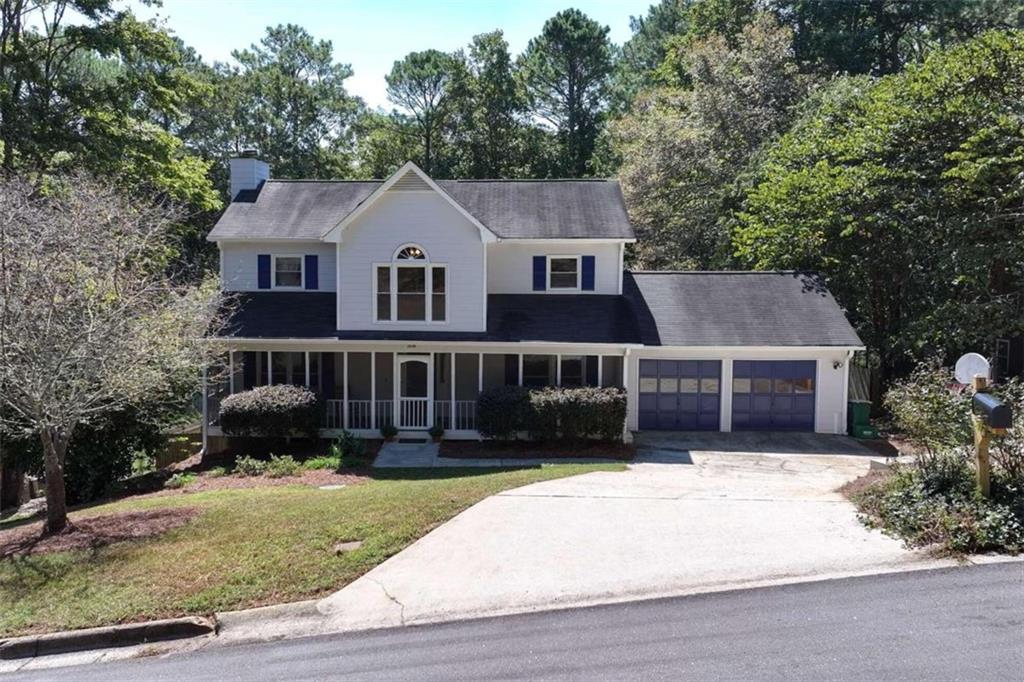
[0,463,622,637]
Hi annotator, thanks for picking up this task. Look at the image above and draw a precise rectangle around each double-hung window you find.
[375,244,447,323]
[548,256,580,290]
[272,256,303,289]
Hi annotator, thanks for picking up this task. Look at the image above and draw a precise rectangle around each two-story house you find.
[205,157,863,445]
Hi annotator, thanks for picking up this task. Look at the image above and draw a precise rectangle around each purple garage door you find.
[732,361,816,431]
[638,360,721,431]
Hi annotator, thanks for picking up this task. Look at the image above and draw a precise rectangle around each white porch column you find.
[342,352,349,430]
[720,358,734,432]
[370,351,377,428]
[228,351,235,394]
[478,352,483,393]
[556,354,562,386]
[622,349,633,437]
[449,352,455,429]
[518,354,524,387]
[266,351,272,385]
[596,355,603,387]
[304,351,310,387]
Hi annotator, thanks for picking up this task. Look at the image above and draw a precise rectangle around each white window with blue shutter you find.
[538,255,596,292]
[259,254,318,290]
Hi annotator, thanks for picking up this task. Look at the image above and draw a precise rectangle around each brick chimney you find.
[228,150,270,200]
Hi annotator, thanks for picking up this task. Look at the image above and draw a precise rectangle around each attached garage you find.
[638,360,721,430]
[731,360,816,432]
[624,272,865,435]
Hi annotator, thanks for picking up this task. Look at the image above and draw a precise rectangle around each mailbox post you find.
[970,375,1011,498]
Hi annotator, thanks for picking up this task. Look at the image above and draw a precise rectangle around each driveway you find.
[316,433,936,631]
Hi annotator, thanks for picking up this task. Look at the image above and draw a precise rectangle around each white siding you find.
[486,241,621,294]
[337,191,485,332]
[626,347,851,435]
[220,241,336,292]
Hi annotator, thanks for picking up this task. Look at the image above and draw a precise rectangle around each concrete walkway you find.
[317,437,936,631]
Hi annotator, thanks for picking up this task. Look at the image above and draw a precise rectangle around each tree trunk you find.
[40,427,69,534]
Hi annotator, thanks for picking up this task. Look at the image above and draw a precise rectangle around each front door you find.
[396,355,432,429]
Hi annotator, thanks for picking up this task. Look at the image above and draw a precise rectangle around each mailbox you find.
[972,392,1013,430]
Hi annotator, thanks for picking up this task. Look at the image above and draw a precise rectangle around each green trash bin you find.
[848,400,872,433]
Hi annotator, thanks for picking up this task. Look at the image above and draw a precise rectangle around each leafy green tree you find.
[453,31,527,178]
[520,9,614,177]
[386,49,460,175]
[229,24,364,180]
[772,0,1024,76]
[733,30,1024,384]
[0,0,219,211]
[352,110,421,178]
[614,14,811,268]
[612,0,693,112]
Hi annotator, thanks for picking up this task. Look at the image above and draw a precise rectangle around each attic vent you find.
[390,171,431,192]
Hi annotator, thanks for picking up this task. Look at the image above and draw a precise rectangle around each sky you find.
[126,0,653,110]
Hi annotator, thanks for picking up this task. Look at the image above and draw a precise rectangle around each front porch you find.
[207,348,626,439]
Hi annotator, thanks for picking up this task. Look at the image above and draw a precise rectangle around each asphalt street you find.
[7,563,1023,681]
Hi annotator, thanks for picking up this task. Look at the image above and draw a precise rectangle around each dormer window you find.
[375,244,447,323]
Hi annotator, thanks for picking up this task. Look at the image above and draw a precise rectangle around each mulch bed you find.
[439,440,635,460]
[157,469,370,495]
[837,468,891,501]
[0,508,200,559]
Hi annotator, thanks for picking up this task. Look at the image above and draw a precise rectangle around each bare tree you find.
[0,173,226,532]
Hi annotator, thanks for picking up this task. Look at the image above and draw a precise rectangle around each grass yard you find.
[0,464,621,636]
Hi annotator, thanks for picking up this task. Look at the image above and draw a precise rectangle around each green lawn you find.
[0,464,621,636]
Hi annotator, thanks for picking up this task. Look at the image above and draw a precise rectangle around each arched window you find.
[395,244,426,260]
[376,245,446,323]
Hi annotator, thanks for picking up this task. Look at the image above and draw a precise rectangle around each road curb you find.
[0,616,214,660]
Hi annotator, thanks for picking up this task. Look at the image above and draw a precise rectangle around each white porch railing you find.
[399,398,429,429]
[325,399,396,430]
[325,399,475,431]
[433,400,476,431]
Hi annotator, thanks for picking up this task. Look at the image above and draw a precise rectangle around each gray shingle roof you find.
[209,181,378,240]
[207,178,634,241]
[221,293,640,344]
[624,271,863,347]
[437,180,633,239]
[219,272,861,348]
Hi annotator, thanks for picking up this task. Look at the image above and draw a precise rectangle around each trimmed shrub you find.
[428,424,445,440]
[529,387,627,443]
[234,455,267,477]
[380,423,398,440]
[331,430,368,468]
[302,455,339,471]
[476,386,532,441]
[265,454,301,478]
[219,385,319,438]
[477,385,627,443]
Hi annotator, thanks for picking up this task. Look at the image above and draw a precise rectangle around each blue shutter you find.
[532,256,546,291]
[581,255,596,291]
[257,254,271,289]
[304,255,318,290]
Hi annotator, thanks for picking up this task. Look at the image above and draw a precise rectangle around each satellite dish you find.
[955,353,990,385]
